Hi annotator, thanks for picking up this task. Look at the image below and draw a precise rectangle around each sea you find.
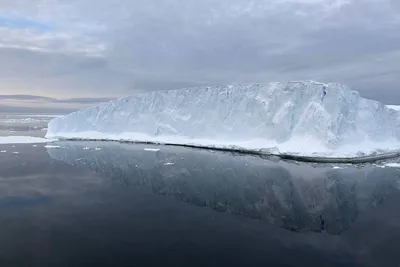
[0,114,400,267]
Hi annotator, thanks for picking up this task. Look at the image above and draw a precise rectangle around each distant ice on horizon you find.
[13,114,64,118]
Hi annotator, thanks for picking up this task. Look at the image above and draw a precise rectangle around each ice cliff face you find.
[46,81,400,149]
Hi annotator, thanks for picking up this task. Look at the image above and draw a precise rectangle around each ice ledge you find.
[0,136,56,144]
[45,131,400,162]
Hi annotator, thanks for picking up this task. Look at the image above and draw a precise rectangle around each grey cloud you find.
[0,94,53,101]
[56,97,115,104]
[0,94,114,114]
[0,48,129,98]
[391,0,400,10]
[0,0,400,104]
[0,104,78,114]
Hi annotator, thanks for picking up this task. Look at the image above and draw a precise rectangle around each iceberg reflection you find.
[47,141,400,235]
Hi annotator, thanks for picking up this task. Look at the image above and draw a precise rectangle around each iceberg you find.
[45,80,400,157]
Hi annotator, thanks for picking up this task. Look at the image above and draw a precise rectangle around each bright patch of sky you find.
[0,4,106,59]
[0,12,54,30]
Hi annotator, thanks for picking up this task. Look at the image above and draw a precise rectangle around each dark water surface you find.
[0,141,400,267]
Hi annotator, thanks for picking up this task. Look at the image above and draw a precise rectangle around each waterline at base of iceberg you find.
[45,131,400,163]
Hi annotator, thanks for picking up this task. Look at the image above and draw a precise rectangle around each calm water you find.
[0,141,399,267]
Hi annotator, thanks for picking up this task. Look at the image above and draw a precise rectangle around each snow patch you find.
[164,162,175,165]
[14,114,64,118]
[0,150,7,153]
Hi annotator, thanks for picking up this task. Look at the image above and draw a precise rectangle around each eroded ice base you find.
[45,131,400,158]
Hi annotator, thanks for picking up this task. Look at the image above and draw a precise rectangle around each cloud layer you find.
[0,0,399,103]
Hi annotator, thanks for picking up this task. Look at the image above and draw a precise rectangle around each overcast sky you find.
[0,0,400,106]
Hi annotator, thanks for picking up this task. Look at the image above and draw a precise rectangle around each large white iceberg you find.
[45,81,400,157]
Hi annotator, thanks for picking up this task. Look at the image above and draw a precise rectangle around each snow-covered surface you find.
[46,81,400,158]
[0,136,54,144]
